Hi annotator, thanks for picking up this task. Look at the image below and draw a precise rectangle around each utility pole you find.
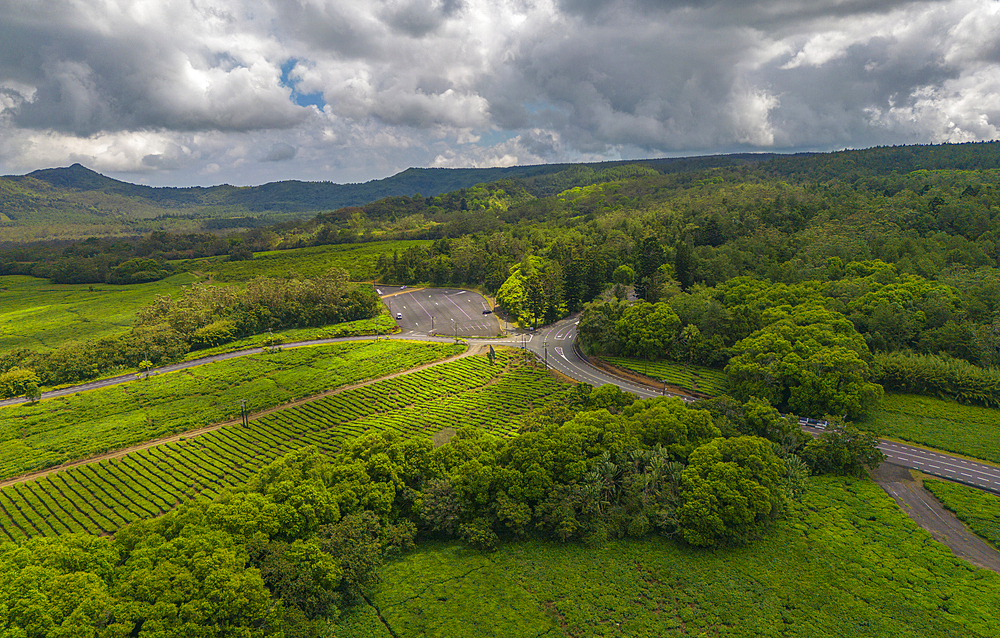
[240,399,248,427]
[544,342,548,368]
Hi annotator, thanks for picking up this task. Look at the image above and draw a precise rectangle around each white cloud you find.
[0,0,997,185]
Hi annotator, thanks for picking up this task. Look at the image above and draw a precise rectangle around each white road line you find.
[443,293,474,320]
[406,292,436,320]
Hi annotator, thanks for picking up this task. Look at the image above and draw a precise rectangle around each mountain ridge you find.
[4,142,999,244]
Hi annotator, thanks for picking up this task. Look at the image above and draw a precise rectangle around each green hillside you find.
[0,155,778,243]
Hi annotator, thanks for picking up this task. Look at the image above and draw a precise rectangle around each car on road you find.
[482,309,493,315]
[396,312,403,320]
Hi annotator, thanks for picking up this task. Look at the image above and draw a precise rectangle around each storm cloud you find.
[0,0,996,185]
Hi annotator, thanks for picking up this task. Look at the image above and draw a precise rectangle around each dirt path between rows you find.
[0,344,485,491]
[870,462,1000,573]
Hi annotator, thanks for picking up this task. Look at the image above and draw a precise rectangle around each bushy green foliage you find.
[494,256,567,327]
[0,367,39,399]
[803,419,887,477]
[876,350,1000,408]
[579,299,686,360]
[726,304,883,419]
[677,435,787,547]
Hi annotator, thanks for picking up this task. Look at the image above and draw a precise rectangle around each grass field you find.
[0,349,572,541]
[0,272,203,352]
[179,314,397,362]
[0,340,462,481]
[600,356,729,395]
[925,478,1000,548]
[176,240,431,282]
[865,393,1000,464]
[340,476,1000,638]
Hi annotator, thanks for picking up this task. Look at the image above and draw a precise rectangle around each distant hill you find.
[22,154,787,211]
[0,154,780,243]
[3,142,998,244]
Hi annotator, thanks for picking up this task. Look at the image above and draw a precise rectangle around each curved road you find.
[4,288,1000,497]
[521,314,1000,497]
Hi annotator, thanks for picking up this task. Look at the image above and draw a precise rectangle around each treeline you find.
[576,263,1000,413]
[876,351,1000,408]
[0,270,378,394]
[0,231,269,284]
[0,382,883,637]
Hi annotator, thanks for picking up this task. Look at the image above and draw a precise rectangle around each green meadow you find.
[0,272,203,352]
[340,476,1000,638]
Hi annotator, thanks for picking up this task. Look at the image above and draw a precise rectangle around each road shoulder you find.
[870,462,1000,573]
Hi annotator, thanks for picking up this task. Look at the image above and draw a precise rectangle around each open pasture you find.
[866,393,1000,465]
[0,349,572,541]
[176,239,431,282]
[340,476,1000,638]
[0,272,202,352]
[0,340,462,481]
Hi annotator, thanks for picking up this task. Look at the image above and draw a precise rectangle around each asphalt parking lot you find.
[377,286,501,337]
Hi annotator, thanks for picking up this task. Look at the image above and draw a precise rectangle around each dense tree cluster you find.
[578,260,1000,413]
[726,304,883,420]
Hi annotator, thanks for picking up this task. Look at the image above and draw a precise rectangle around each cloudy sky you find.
[1,0,998,186]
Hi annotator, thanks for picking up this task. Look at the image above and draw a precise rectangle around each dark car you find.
[482,309,493,315]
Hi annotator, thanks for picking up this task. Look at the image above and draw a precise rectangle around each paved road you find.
[872,462,1000,572]
[380,286,501,338]
[5,294,1000,497]
[511,315,1000,496]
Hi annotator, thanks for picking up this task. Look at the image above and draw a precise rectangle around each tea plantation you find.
[340,477,1000,638]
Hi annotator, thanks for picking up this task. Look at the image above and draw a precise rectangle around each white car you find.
[396,312,403,320]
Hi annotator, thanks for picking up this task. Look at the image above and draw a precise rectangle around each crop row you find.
[601,357,729,396]
[0,350,570,541]
[0,340,464,482]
